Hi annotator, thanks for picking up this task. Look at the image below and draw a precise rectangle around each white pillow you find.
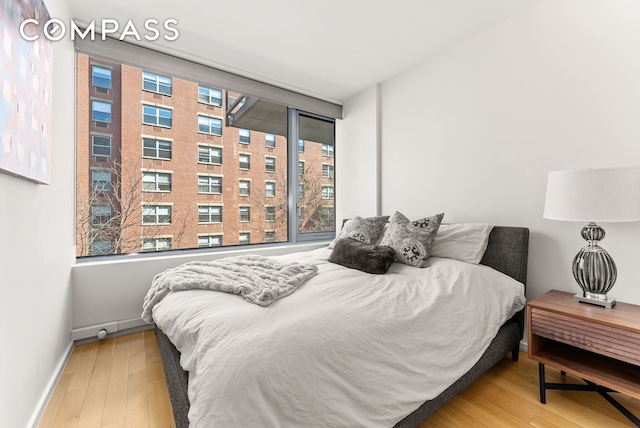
[430,223,494,264]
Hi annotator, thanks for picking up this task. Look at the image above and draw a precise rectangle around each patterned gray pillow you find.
[328,215,389,249]
[379,211,444,268]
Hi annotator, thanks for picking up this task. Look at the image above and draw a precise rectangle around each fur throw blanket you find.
[142,255,318,323]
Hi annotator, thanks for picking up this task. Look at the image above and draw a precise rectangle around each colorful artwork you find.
[0,0,53,184]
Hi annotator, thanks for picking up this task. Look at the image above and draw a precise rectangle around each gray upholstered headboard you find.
[480,226,529,286]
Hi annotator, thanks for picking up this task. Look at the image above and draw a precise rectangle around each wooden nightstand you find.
[528,290,640,426]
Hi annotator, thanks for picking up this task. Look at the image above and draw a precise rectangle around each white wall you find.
[0,0,76,426]
[373,0,640,306]
[335,84,380,220]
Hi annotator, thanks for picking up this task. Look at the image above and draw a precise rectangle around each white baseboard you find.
[71,317,149,341]
[520,339,528,352]
[27,341,74,428]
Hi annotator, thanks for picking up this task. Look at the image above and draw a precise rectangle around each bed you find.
[150,224,529,428]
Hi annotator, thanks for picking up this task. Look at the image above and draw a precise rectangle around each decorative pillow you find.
[328,215,389,249]
[431,223,494,264]
[329,237,396,274]
[379,211,444,268]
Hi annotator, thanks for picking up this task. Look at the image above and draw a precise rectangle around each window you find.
[199,235,222,248]
[322,143,334,157]
[91,205,111,226]
[76,47,339,258]
[142,237,171,252]
[198,175,222,194]
[239,154,250,170]
[265,182,275,198]
[91,135,111,157]
[265,206,275,222]
[198,115,222,135]
[92,66,111,89]
[92,100,111,123]
[143,71,172,95]
[92,240,112,255]
[239,129,250,144]
[198,205,222,223]
[239,206,250,222]
[142,171,171,192]
[198,85,222,106]
[198,145,222,164]
[143,105,172,127]
[239,180,250,196]
[92,170,111,191]
[239,232,250,245]
[322,164,334,178]
[265,157,275,173]
[322,186,334,199]
[142,205,172,224]
[143,137,172,160]
[265,133,275,148]
[265,230,276,243]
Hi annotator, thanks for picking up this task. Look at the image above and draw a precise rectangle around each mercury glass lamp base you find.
[574,293,616,309]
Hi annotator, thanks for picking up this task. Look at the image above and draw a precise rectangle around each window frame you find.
[198,115,223,135]
[92,100,112,123]
[92,65,112,89]
[198,205,222,224]
[142,204,172,225]
[143,71,172,95]
[142,137,172,160]
[198,145,222,165]
[198,85,223,106]
[198,175,222,194]
[91,134,112,157]
[142,171,172,192]
[143,104,172,127]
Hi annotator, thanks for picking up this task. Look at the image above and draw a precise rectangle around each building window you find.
[198,85,222,106]
[298,183,305,199]
[265,206,275,222]
[239,129,250,144]
[92,100,111,123]
[91,135,112,157]
[239,206,250,222]
[198,205,222,223]
[265,182,275,198]
[142,237,171,252]
[322,164,334,178]
[198,175,222,194]
[322,186,334,199]
[198,145,222,164]
[143,105,172,127]
[265,157,275,173]
[142,171,171,192]
[142,205,172,224]
[91,240,112,255]
[239,180,250,196]
[239,154,250,170]
[91,205,111,226]
[322,143,334,157]
[265,230,276,243]
[239,232,250,245]
[198,235,222,248]
[91,170,111,191]
[92,66,111,89]
[143,71,172,95]
[143,137,172,160]
[298,161,304,176]
[198,115,222,135]
[298,139,305,152]
[265,133,275,148]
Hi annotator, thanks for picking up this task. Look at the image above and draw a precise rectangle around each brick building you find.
[76,54,334,257]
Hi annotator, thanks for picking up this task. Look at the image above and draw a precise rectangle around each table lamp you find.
[543,167,640,308]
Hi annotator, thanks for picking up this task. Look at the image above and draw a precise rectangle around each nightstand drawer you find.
[531,308,640,366]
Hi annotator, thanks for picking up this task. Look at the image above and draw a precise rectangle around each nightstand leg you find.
[539,363,546,404]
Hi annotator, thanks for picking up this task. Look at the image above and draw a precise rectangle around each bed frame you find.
[155,226,529,428]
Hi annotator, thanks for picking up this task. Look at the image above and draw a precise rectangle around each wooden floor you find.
[39,330,640,428]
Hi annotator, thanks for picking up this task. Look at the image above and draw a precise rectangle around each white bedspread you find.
[152,247,525,428]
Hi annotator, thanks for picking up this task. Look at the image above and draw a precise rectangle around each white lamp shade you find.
[543,168,640,222]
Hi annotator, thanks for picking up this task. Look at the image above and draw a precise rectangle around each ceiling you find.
[67,0,541,103]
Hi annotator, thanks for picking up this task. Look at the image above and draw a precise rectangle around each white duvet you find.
[152,247,525,428]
